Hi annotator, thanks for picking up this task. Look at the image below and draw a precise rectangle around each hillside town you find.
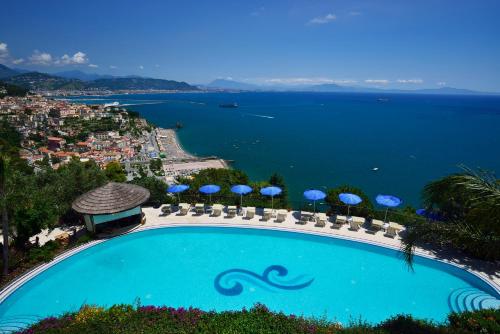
[0,95,226,181]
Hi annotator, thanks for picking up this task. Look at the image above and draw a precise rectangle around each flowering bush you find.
[18,304,499,334]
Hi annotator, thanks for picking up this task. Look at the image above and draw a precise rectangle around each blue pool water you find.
[0,227,498,329]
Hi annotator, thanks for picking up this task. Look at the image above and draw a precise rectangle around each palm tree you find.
[402,165,500,269]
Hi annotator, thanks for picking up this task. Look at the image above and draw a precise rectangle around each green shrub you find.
[448,309,500,334]
[25,240,60,264]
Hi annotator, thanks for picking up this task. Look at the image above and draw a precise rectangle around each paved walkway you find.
[141,206,500,290]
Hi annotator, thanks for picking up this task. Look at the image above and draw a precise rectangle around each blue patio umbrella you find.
[376,194,402,221]
[167,184,189,202]
[260,186,282,211]
[231,185,253,207]
[416,208,442,221]
[199,184,221,204]
[303,189,326,213]
[339,193,362,216]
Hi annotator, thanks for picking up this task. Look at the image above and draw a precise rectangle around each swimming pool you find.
[0,226,499,330]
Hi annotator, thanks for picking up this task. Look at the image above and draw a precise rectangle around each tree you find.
[268,172,288,207]
[325,185,374,217]
[402,166,500,268]
[0,155,10,275]
[149,159,162,172]
[131,176,169,207]
[105,161,127,182]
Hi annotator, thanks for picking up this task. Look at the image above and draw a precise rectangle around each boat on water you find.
[104,101,120,107]
[219,102,238,108]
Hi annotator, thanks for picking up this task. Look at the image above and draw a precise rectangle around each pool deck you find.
[139,207,500,291]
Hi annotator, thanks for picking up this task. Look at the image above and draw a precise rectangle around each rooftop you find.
[72,182,150,215]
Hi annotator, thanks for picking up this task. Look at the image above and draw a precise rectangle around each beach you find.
[155,127,227,182]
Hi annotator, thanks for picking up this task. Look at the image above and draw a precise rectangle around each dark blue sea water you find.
[67,92,500,207]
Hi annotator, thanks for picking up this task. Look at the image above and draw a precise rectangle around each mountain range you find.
[0,65,198,91]
[1,64,497,95]
[206,78,495,95]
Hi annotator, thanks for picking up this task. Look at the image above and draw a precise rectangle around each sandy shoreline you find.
[156,128,228,180]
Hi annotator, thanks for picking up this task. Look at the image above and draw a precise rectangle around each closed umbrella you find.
[303,189,326,214]
[376,194,402,221]
[199,184,221,204]
[260,186,282,211]
[231,185,253,207]
[167,184,189,203]
[338,193,362,216]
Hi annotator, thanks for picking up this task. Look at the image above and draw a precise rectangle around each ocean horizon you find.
[67,91,500,207]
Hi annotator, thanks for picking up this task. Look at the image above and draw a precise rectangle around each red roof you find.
[47,137,64,142]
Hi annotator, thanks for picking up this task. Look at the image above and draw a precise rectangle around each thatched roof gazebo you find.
[72,182,150,232]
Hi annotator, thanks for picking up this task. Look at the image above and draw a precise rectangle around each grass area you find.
[17,304,499,334]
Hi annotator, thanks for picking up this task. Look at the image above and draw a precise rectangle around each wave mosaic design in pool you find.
[214,265,314,296]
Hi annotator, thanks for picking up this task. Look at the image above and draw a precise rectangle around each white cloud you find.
[308,13,337,25]
[349,11,362,16]
[12,58,24,65]
[437,81,446,86]
[88,64,98,68]
[365,79,389,84]
[0,42,9,60]
[139,65,144,70]
[109,65,117,69]
[57,51,88,65]
[29,50,53,65]
[397,79,423,84]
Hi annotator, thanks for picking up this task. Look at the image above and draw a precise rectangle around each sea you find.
[65,92,500,207]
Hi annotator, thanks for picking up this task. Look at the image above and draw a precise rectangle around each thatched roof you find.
[72,182,150,215]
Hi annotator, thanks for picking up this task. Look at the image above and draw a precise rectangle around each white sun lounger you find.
[245,207,255,219]
[178,203,190,215]
[315,213,327,227]
[195,203,205,215]
[226,205,237,218]
[336,215,348,224]
[262,208,272,221]
[160,204,172,215]
[275,209,287,223]
[211,204,224,217]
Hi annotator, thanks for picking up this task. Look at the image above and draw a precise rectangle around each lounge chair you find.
[195,203,205,215]
[226,205,237,218]
[366,219,383,234]
[336,215,348,225]
[315,213,327,227]
[275,210,287,223]
[212,204,224,217]
[384,226,397,238]
[297,214,309,225]
[178,203,190,215]
[245,207,255,219]
[348,220,360,231]
[352,216,365,226]
[160,204,172,215]
[262,208,272,221]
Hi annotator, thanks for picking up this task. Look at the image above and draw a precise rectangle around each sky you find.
[1,0,500,91]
